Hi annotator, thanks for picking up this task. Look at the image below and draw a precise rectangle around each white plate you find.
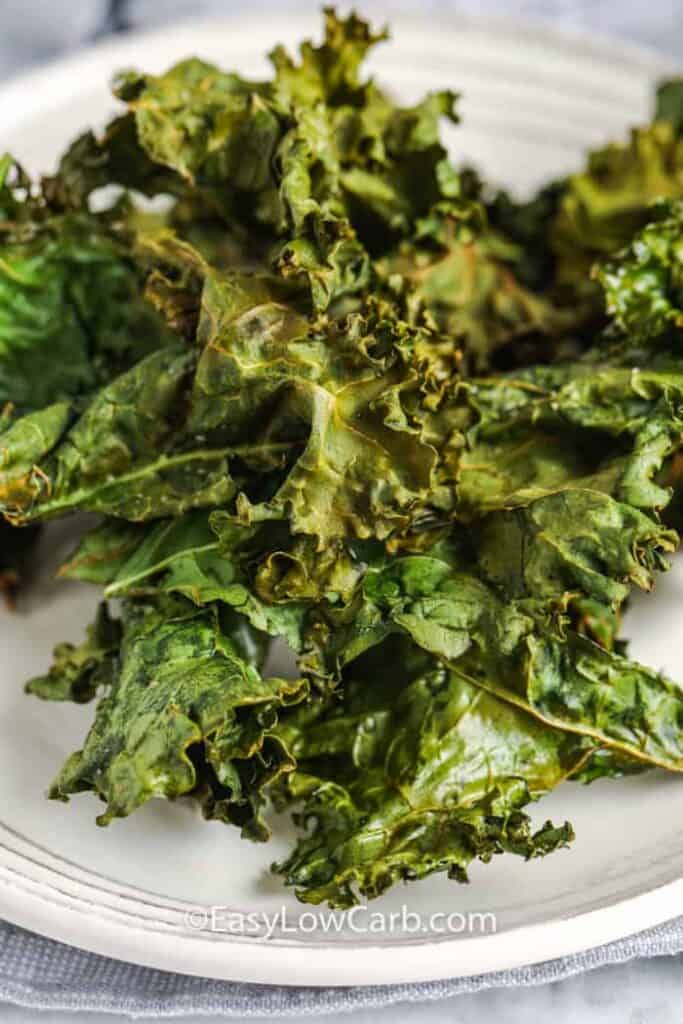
[0,11,682,988]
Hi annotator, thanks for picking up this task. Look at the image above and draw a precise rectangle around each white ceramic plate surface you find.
[0,10,682,987]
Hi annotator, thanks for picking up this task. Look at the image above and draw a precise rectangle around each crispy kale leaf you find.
[0,155,177,590]
[62,509,365,625]
[0,211,172,413]
[0,259,458,538]
[378,202,579,373]
[322,550,683,772]
[28,595,306,839]
[456,362,683,520]
[485,179,565,292]
[271,640,580,907]
[552,103,683,291]
[0,155,173,413]
[0,344,239,522]
[26,602,122,702]
[54,12,465,314]
[595,198,683,344]
[51,6,573,373]
[189,272,458,544]
[63,512,310,653]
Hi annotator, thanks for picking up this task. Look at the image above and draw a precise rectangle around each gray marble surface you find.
[0,2,682,1021]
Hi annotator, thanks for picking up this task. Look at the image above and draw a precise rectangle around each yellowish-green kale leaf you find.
[378,204,581,373]
[184,266,464,546]
[552,111,683,290]
[53,11,487,320]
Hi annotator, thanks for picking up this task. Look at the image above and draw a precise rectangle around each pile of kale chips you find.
[3,10,683,908]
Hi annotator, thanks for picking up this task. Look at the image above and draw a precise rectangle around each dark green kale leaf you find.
[28,595,306,839]
[271,639,580,907]
[0,156,174,414]
[0,214,172,413]
[485,179,566,292]
[62,512,310,653]
[330,551,683,772]
[0,158,180,593]
[457,363,683,520]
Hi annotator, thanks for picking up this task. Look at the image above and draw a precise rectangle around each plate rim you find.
[1,10,682,986]
[2,815,683,985]
[0,9,679,138]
